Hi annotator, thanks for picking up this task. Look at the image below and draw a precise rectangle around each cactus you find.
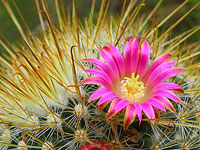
[0,0,200,149]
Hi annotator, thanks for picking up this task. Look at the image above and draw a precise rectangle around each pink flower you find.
[78,140,111,150]
[80,37,183,130]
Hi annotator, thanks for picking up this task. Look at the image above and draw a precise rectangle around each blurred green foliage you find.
[0,0,200,55]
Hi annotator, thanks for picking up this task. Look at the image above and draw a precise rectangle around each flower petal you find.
[142,103,155,124]
[124,104,136,130]
[152,90,182,103]
[146,98,166,112]
[149,68,183,87]
[106,98,120,119]
[115,100,130,113]
[79,77,111,90]
[99,101,110,113]
[124,38,138,77]
[145,62,176,86]
[97,92,118,105]
[136,39,150,78]
[153,95,176,113]
[107,44,125,78]
[82,59,116,83]
[85,69,113,85]
[143,54,171,82]
[99,49,120,81]
[153,107,160,118]
[134,103,142,123]
[151,83,184,94]
[88,88,110,102]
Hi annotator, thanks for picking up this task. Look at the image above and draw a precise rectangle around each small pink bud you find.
[78,140,111,150]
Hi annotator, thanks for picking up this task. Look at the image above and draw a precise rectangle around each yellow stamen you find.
[119,73,145,104]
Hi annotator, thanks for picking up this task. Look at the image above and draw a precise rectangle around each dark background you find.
[0,0,200,55]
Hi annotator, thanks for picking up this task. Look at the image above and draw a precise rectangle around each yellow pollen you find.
[120,73,145,104]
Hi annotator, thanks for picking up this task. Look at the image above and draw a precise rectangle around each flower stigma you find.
[119,73,145,104]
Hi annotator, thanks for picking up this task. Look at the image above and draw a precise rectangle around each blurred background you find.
[0,0,200,55]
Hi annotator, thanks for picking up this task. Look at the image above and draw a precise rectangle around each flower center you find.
[119,73,145,104]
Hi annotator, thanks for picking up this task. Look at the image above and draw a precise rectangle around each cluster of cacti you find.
[0,0,200,149]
